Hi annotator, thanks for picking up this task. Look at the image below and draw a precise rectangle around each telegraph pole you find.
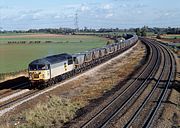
[74,11,79,32]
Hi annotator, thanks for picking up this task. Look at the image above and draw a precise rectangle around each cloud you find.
[63,4,81,10]
[1,0,180,30]
[1,9,44,21]
[154,9,179,20]
[105,13,114,18]
[15,9,44,20]
[137,10,142,14]
[80,4,90,12]
[134,3,148,8]
[101,4,112,10]
[19,9,43,14]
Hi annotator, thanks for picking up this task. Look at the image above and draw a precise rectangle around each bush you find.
[106,40,111,45]
[16,96,83,128]
[45,41,52,43]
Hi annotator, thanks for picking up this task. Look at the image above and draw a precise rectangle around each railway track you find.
[72,38,176,128]
[0,82,29,99]
[123,39,175,128]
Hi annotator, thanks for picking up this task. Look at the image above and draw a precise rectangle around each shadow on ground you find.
[0,76,29,90]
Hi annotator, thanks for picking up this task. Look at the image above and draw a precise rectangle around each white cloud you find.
[66,14,74,18]
[134,3,147,8]
[105,13,114,18]
[54,15,61,19]
[1,1,180,30]
[80,4,90,12]
[164,12,170,16]
[64,4,81,9]
[137,10,142,14]
[32,13,42,20]
[101,4,112,10]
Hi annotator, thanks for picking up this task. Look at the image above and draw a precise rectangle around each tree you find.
[141,26,147,37]
[134,26,147,37]
[135,28,141,36]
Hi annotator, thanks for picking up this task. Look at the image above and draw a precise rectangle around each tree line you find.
[0,26,180,36]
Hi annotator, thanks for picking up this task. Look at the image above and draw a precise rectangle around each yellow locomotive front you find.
[28,64,50,83]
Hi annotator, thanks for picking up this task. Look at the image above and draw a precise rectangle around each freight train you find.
[28,35,138,88]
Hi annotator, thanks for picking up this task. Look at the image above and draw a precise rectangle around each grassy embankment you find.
[15,96,83,128]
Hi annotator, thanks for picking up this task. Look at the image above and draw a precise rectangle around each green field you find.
[0,33,36,36]
[0,34,108,73]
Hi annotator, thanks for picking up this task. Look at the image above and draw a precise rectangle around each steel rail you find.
[0,89,38,110]
[81,39,160,128]
[123,39,167,128]
[0,82,29,98]
[142,39,175,128]
[100,40,160,128]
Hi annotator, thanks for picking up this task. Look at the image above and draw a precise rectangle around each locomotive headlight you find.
[29,72,34,79]
[29,74,32,79]
[42,74,45,78]
[39,71,46,79]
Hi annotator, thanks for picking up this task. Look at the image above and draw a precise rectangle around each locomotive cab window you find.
[38,64,49,70]
[73,57,76,61]
[68,57,73,65]
[29,64,37,70]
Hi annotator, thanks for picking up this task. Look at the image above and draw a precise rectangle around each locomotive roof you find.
[29,53,72,65]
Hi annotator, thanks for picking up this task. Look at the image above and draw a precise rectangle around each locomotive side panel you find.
[50,60,74,78]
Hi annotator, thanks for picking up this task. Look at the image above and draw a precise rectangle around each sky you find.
[0,0,180,30]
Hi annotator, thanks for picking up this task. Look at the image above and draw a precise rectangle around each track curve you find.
[71,38,176,128]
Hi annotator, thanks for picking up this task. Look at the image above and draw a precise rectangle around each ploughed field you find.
[0,33,108,73]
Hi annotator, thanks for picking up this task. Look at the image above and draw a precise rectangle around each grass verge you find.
[10,95,83,128]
